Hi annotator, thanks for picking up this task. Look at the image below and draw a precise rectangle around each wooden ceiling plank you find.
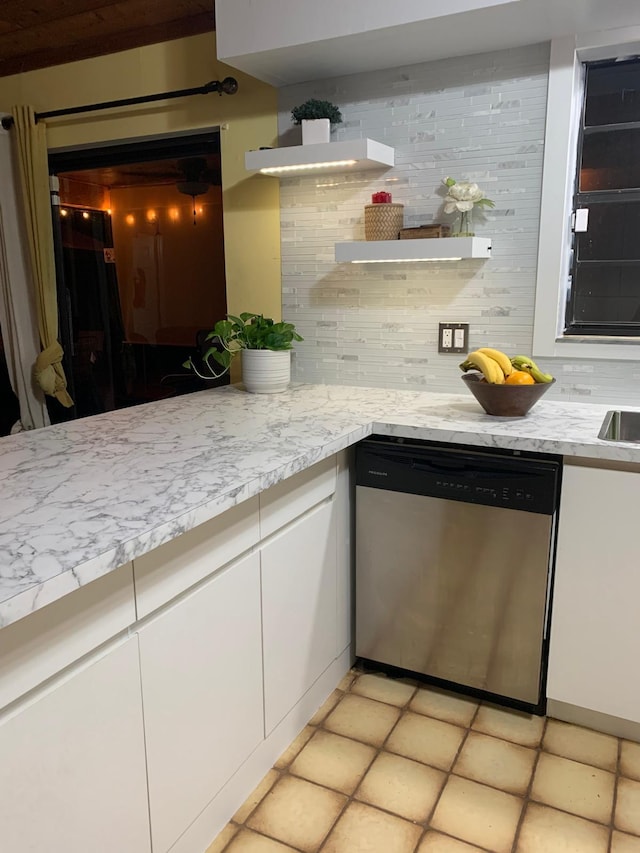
[0,12,214,78]
[0,1,125,29]
[0,1,213,59]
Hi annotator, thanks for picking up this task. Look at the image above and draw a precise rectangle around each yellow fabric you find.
[11,105,73,408]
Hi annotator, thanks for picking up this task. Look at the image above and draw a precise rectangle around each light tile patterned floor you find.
[206,670,640,853]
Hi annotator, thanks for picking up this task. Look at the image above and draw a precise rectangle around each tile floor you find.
[206,669,640,853]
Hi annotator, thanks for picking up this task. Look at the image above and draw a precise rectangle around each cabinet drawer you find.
[138,551,263,853]
[0,637,150,853]
[0,563,135,711]
[261,500,338,734]
[260,456,336,539]
[134,496,260,617]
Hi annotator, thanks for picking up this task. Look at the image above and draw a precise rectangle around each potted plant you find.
[291,98,343,145]
[183,313,303,394]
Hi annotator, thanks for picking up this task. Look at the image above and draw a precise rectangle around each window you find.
[565,58,640,336]
[533,35,640,361]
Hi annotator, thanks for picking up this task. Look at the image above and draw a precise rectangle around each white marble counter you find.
[1,383,637,629]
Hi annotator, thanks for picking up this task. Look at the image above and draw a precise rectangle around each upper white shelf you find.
[335,236,492,263]
[245,138,394,176]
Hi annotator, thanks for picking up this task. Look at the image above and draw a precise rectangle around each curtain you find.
[11,105,72,408]
[0,122,49,430]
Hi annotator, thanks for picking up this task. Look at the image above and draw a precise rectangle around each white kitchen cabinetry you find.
[138,550,263,853]
[548,463,640,728]
[0,637,150,853]
[261,499,338,734]
[0,561,135,709]
[134,496,260,618]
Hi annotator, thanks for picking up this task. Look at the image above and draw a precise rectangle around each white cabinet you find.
[138,551,263,853]
[548,463,640,724]
[0,638,150,853]
[261,499,338,734]
[335,451,353,658]
[260,456,336,539]
[134,496,260,618]
[0,562,135,710]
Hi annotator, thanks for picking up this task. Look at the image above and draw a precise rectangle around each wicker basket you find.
[364,203,404,241]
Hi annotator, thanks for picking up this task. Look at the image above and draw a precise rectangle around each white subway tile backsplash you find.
[278,42,640,405]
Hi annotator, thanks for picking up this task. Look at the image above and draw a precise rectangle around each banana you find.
[460,350,505,384]
[510,355,554,384]
[477,348,513,377]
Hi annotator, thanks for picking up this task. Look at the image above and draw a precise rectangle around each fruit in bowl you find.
[460,348,555,416]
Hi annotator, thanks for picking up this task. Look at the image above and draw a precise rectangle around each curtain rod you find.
[0,77,239,131]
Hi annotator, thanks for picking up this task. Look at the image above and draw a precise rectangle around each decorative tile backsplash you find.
[277,43,640,405]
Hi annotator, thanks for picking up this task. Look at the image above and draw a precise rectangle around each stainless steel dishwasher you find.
[355,436,561,714]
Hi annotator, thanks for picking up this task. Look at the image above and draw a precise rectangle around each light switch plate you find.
[438,322,469,354]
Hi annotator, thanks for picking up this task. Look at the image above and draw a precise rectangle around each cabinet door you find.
[262,500,337,734]
[0,638,150,853]
[138,551,263,853]
[548,464,640,722]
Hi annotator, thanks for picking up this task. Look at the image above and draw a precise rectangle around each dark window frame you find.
[564,57,640,337]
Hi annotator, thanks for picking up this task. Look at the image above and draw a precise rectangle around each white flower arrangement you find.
[442,176,495,214]
[442,176,495,236]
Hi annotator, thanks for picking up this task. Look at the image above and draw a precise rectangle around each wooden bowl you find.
[461,373,555,417]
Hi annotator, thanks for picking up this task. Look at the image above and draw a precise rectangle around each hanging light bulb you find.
[176,186,208,225]
[176,158,211,226]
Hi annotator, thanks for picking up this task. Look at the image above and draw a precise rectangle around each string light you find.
[125,214,135,226]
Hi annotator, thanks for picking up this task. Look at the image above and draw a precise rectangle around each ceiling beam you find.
[0,10,214,77]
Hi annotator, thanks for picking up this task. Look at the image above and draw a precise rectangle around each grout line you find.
[213,669,635,853]
[509,713,549,853]
[608,735,623,853]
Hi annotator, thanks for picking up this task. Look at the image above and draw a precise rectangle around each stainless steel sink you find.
[598,410,640,442]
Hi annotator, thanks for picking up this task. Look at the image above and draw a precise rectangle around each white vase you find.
[301,118,330,145]
[241,350,291,394]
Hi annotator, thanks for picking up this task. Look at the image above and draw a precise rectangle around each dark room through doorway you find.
[49,130,229,422]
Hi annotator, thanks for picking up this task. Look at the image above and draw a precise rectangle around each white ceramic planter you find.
[301,118,331,145]
[241,350,291,394]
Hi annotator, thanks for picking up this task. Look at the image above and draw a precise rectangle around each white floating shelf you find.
[335,236,492,263]
[245,138,394,176]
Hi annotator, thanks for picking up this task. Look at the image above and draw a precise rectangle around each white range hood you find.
[245,138,394,176]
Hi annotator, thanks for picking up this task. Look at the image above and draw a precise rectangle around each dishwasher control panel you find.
[357,438,561,515]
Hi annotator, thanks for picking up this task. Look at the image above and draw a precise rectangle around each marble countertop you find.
[1,383,637,630]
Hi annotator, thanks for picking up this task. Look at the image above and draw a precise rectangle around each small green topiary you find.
[291,99,343,125]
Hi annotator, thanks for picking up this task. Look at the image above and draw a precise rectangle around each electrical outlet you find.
[438,322,469,354]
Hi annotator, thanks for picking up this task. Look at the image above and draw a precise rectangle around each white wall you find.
[278,43,640,405]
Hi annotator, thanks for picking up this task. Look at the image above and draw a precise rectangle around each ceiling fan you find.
[175,157,220,224]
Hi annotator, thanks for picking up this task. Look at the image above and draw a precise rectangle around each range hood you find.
[245,138,394,176]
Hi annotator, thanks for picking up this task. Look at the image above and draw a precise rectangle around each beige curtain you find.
[0,122,49,430]
[11,105,72,408]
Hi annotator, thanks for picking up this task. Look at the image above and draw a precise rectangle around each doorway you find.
[49,131,229,422]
